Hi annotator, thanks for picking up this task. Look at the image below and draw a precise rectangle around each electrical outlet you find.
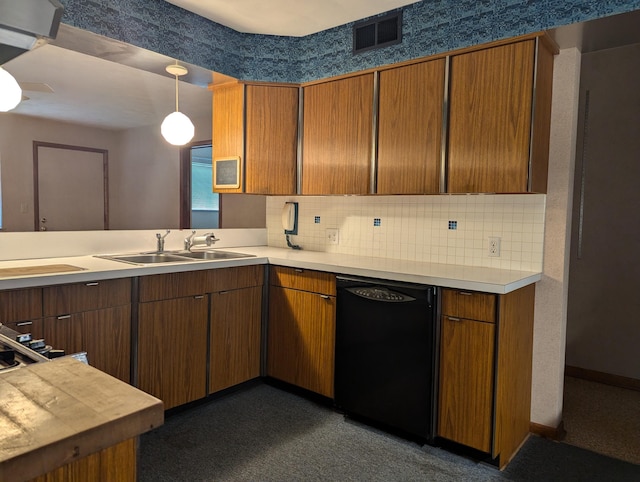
[488,236,501,257]
[326,228,339,245]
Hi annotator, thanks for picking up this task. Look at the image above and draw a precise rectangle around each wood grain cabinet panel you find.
[209,286,262,393]
[44,305,131,383]
[212,82,298,194]
[245,85,299,194]
[438,285,536,468]
[377,59,445,194]
[268,285,336,398]
[137,296,209,409]
[206,264,264,293]
[43,278,131,315]
[0,287,42,323]
[138,270,209,302]
[302,74,374,195]
[269,265,336,296]
[447,40,535,193]
[438,315,495,452]
[441,289,496,323]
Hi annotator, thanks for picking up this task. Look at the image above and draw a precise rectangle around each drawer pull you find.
[319,294,330,299]
[294,268,303,273]
[194,295,205,300]
[17,321,33,327]
[85,282,99,287]
[219,291,229,295]
[57,314,71,320]
[459,292,473,296]
[446,316,461,322]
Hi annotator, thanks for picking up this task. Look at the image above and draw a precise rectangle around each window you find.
[180,142,219,229]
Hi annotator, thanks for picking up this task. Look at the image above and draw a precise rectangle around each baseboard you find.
[529,421,566,441]
[565,365,640,392]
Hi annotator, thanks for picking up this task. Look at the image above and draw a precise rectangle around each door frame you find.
[179,139,213,229]
[33,141,109,231]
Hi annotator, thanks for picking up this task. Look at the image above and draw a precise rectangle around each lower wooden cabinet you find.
[44,306,132,383]
[137,296,209,410]
[267,267,336,398]
[209,286,262,393]
[437,285,535,468]
[438,315,495,452]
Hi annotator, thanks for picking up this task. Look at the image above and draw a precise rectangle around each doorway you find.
[180,140,219,229]
[33,141,108,231]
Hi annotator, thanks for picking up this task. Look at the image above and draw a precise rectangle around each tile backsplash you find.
[267,194,545,272]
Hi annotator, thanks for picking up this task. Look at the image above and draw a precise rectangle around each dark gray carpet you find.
[139,383,640,481]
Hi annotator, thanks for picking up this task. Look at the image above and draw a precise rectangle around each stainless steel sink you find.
[175,251,255,260]
[97,253,196,265]
[96,250,255,265]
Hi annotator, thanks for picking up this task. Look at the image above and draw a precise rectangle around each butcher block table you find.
[0,357,163,481]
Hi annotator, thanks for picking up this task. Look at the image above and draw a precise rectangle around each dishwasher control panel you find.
[346,286,415,302]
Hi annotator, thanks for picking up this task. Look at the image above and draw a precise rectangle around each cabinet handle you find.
[446,316,461,322]
[219,290,229,295]
[319,294,330,299]
[85,282,99,287]
[294,268,303,273]
[459,292,473,296]
[17,321,33,326]
[194,295,205,300]
[57,314,71,320]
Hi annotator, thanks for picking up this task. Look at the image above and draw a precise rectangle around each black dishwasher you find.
[335,276,437,441]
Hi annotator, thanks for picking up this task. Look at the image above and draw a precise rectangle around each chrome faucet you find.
[156,229,170,253]
[184,230,196,251]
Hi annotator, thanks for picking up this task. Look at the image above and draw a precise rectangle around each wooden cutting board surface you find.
[0,264,86,278]
[0,357,164,481]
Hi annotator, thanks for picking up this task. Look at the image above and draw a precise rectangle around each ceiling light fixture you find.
[0,66,22,112]
[161,63,195,146]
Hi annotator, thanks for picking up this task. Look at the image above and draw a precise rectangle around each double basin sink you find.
[97,250,255,265]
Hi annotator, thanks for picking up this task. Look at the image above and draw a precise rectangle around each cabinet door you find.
[0,288,42,324]
[212,82,244,193]
[209,286,262,393]
[302,74,374,194]
[245,85,298,194]
[44,305,131,383]
[438,316,495,452]
[377,59,445,194]
[448,40,535,193]
[138,296,208,409]
[267,286,336,397]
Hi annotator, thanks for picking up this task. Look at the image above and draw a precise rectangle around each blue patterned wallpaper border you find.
[59,0,640,83]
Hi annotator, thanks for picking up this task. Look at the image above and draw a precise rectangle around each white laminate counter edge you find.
[0,247,541,294]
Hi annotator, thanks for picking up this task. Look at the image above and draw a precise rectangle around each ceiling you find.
[164,0,419,37]
[2,5,640,131]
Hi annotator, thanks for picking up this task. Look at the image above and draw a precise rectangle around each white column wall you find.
[530,48,581,427]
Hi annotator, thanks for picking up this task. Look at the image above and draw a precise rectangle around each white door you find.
[35,144,108,231]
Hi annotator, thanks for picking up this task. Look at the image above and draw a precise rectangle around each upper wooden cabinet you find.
[212,83,298,194]
[302,74,374,195]
[377,59,445,194]
[447,39,554,193]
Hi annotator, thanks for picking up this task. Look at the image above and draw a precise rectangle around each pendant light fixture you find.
[0,67,23,112]
[161,63,195,146]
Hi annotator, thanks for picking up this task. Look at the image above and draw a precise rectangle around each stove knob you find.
[16,332,32,345]
[47,349,66,359]
[28,339,46,351]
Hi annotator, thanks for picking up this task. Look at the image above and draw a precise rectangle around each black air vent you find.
[353,11,402,54]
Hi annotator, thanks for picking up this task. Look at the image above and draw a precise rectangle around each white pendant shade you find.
[161,63,195,146]
[161,111,195,146]
[0,67,22,112]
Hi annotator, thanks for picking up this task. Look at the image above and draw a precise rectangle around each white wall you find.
[0,114,119,231]
[531,48,581,427]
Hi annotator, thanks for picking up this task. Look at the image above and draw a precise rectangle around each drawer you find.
[0,288,43,323]
[139,270,209,302]
[2,318,45,339]
[206,265,264,293]
[269,266,336,296]
[441,288,496,323]
[43,278,132,315]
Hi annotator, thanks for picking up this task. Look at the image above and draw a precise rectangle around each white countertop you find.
[0,246,540,294]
